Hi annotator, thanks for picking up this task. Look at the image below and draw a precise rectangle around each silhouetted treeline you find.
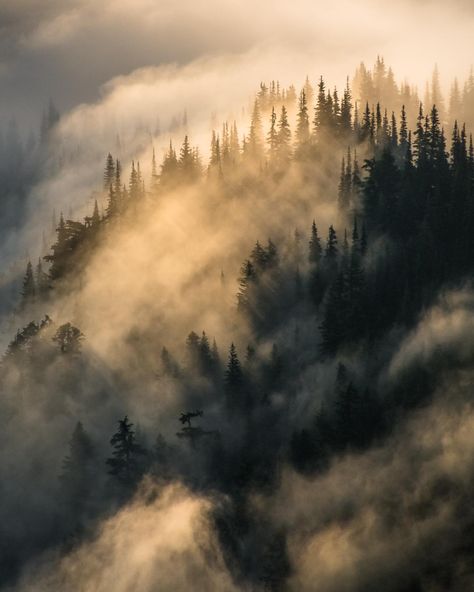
[3,62,474,590]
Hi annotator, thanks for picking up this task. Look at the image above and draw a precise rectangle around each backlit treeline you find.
[3,58,474,589]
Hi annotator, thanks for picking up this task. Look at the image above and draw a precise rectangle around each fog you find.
[1,1,474,590]
[1,0,473,125]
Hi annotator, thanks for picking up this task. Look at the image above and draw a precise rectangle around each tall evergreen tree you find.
[104,153,115,190]
[21,261,35,306]
[325,225,338,260]
[106,416,147,486]
[295,89,310,149]
[308,220,322,264]
[60,422,95,508]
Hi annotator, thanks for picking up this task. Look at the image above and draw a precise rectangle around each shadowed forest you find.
[1,56,474,591]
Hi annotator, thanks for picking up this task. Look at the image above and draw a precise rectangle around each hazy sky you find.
[1,0,473,129]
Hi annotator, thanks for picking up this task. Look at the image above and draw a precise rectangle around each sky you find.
[1,0,473,130]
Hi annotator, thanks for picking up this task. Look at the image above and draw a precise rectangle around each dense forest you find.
[2,58,474,591]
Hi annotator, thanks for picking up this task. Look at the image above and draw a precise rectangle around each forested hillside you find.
[2,58,474,591]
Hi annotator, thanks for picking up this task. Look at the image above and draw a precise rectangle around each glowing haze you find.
[1,1,474,591]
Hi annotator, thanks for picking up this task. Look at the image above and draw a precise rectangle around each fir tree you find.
[277,105,292,166]
[60,422,95,507]
[21,261,35,306]
[225,343,244,407]
[267,107,279,164]
[104,153,115,190]
[106,416,147,486]
[325,225,338,260]
[308,220,322,264]
[295,89,310,149]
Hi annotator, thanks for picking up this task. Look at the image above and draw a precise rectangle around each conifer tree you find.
[104,153,115,190]
[151,148,159,192]
[21,261,35,306]
[325,225,338,260]
[277,105,292,166]
[36,258,49,298]
[308,220,322,264]
[313,76,328,135]
[267,107,278,164]
[60,422,95,506]
[106,416,147,486]
[247,99,264,162]
[295,89,310,149]
[340,79,352,134]
[160,141,179,186]
[91,199,100,228]
[399,105,408,152]
[225,343,244,404]
[53,323,84,354]
[106,184,118,219]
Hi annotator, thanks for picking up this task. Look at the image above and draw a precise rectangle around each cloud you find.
[254,377,474,591]
[387,288,474,379]
[1,0,473,127]
[14,480,241,592]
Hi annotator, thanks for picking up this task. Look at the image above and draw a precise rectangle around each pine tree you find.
[106,184,118,219]
[150,148,159,192]
[340,78,352,134]
[225,343,244,407]
[53,323,84,354]
[237,260,256,312]
[308,220,322,264]
[303,75,314,108]
[186,330,200,369]
[60,422,95,506]
[104,153,115,190]
[399,105,408,154]
[129,160,140,200]
[247,99,264,162]
[36,258,49,298]
[295,89,310,149]
[325,225,338,260]
[413,104,426,165]
[198,331,215,376]
[91,199,100,228]
[277,105,292,166]
[179,135,199,182]
[106,416,147,486]
[160,141,179,186]
[114,160,123,210]
[267,107,278,164]
[313,76,328,136]
[21,261,35,306]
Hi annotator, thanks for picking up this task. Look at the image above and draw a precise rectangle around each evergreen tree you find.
[277,105,292,166]
[325,225,338,260]
[295,89,310,150]
[35,258,49,298]
[179,135,199,182]
[60,422,95,507]
[21,261,35,306]
[160,141,179,186]
[104,153,115,190]
[267,107,279,164]
[151,148,159,192]
[340,78,352,134]
[53,323,84,354]
[106,416,147,486]
[225,343,244,408]
[308,220,322,264]
[91,199,100,228]
[247,99,264,162]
